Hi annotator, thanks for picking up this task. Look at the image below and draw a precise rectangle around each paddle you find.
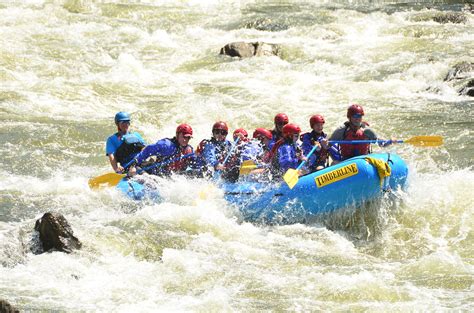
[239,159,259,175]
[283,144,319,189]
[223,137,240,165]
[213,137,240,179]
[88,153,194,189]
[329,136,443,147]
[239,159,272,176]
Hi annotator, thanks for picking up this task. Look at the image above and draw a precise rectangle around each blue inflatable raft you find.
[116,153,408,224]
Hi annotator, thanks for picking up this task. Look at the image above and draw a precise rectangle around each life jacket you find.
[268,138,284,170]
[196,139,208,156]
[301,131,329,168]
[114,133,145,166]
[197,138,238,181]
[269,138,301,176]
[340,121,371,159]
[167,138,194,173]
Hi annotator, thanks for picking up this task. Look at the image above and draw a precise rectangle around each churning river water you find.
[0,0,473,311]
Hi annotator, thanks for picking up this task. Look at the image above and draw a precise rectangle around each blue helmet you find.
[114,111,131,124]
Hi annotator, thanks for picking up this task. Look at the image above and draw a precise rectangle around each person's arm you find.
[105,135,123,173]
[108,154,123,173]
[134,144,158,165]
[318,136,329,150]
[327,128,344,163]
[301,136,319,168]
[328,127,345,141]
[129,139,178,176]
[136,139,178,165]
[301,134,313,155]
[328,144,342,161]
[364,128,394,147]
[215,141,234,171]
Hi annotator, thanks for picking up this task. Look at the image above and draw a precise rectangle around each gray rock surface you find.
[220,42,280,58]
[34,212,82,253]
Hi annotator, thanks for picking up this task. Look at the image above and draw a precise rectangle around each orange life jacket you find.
[168,144,193,173]
[340,122,371,159]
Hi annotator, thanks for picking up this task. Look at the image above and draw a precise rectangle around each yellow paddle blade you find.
[239,160,258,175]
[88,173,126,189]
[283,168,299,189]
[405,136,443,147]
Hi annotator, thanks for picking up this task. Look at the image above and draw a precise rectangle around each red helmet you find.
[309,114,325,127]
[347,104,364,118]
[253,128,272,140]
[282,123,301,139]
[176,123,193,137]
[212,121,228,132]
[274,113,289,125]
[233,128,248,138]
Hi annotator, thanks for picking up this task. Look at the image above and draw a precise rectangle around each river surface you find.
[1,0,473,311]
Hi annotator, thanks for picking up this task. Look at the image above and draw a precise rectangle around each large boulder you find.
[0,299,19,313]
[443,62,474,97]
[459,79,474,97]
[34,212,82,254]
[220,41,280,58]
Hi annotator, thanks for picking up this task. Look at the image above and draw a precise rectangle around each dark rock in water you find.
[244,18,289,32]
[428,62,473,97]
[432,12,467,24]
[220,42,280,58]
[34,212,82,254]
[459,79,474,97]
[0,299,20,313]
[463,4,473,14]
[220,42,254,58]
[444,62,474,82]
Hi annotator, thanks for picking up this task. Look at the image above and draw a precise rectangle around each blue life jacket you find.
[301,131,341,171]
[241,140,264,162]
[271,139,301,177]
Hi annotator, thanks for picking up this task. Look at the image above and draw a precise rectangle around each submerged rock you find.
[34,212,82,254]
[444,62,474,81]
[244,18,289,32]
[432,12,467,24]
[463,4,473,14]
[220,42,280,58]
[0,299,20,313]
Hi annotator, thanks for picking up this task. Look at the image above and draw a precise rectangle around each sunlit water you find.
[0,0,473,311]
